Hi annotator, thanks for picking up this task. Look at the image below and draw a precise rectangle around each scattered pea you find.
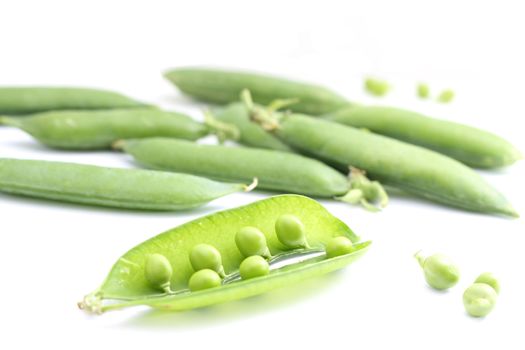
[463,283,498,317]
[415,251,460,290]
[239,256,270,280]
[474,272,500,294]
[189,244,225,277]
[417,83,430,99]
[364,78,390,97]
[188,269,222,292]
[144,254,173,293]
[437,89,455,103]
[235,227,271,259]
[275,214,308,249]
[325,236,354,258]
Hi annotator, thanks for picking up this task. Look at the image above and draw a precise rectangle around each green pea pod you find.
[0,158,252,210]
[324,105,522,168]
[78,195,370,313]
[0,87,149,115]
[163,67,350,115]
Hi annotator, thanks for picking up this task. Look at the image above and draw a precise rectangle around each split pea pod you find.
[163,67,350,115]
[78,195,371,313]
[0,87,149,115]
[115,137,388,209]
[324,105,522,168]
[0,158,252,210]
[0,108,238,150]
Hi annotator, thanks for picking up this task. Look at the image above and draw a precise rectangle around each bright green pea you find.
[325,236,354,258]
[189,244,225,277]
[275,214,308,249]
[417,83,430,99]
[415,252,460,290]
[188,269,222,292]
[463,283,498,317]
[364,78,390,97]
[235,226,271,258]
[144,254,173,293]
[475,272,500,294]
[437,89,455,103]
[239,256,270,280]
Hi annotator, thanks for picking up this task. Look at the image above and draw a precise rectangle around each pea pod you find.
[246,94,517,217]
[163,67,350,115]
[324,105,522,168]
[0,158,253,210]
[115,137,387,210]
[78,195,370,313]
[0,87,149,115]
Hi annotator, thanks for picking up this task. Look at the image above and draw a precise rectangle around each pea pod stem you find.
[203,109,241,143]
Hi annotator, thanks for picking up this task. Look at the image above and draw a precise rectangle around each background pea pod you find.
[164,67,350,115]
[0,87,149,115]
[324,105,522,168]
[0,158,253,210]
[0,108,238,150]
[78,195,370,313]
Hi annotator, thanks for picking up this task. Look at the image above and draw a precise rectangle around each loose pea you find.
[417,83,430,99]
[364,78,390,97]
[437,89,455,103]
[463,283,498,317]
[239,256,270,280]
[475,272,500,294]
[144,254,173,293]
[325,236,354,258]
[415,252,460,290]
[189,244,225,277]
[235,227,271,259]
[275,214,308,249]
[188,269,222,292]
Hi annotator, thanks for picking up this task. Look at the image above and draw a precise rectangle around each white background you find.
[0,1,524,349]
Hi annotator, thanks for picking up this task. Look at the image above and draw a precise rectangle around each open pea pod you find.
[80,195,370,313]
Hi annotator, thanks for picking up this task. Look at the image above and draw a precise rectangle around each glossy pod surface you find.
[0,87,148,115]
[0,158,247,210]
[117,137,350,198]
[79,195,369,313]
[325,105,522,168]
[164,67,349,115]
[0,109,209,149]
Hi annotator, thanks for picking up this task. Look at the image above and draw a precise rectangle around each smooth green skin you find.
[438,89,455,103]
[475,272,500,294]
[164,67,350,115]
[215,103,293,152]
[188,269,222,292]
[189,244,225,277]
[235,227,271,258]
[463,283,498,317]
[275,214,308,249]
[144,254,173,292]
[239,256,270,280]
[0,87,148,115]
[0,108,208,150]
[81,195,367,313]
[325,236,354,258]
[118,137,351,198]
[0,158,246,210]
[270,113,517,217]
[417,253,460,290]
[364,78,390,96]
[324,105,522,168]
[417,84,430,99]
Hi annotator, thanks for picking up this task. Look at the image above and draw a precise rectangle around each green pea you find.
[475,272,500,294]
[189,244,225,277]
[415,252,460,290]
[275,214,308,249]
[463,283,498,317]
[417,83,430,99]
[364,78,390,97]
[235,226,271,258]
[437,89,455,103]
[239,256,270,280]
[325,236,354,258]
[188,269,222,292]
[144,254,173,293]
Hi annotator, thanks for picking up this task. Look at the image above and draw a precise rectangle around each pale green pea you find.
[415,252,460,290]
[417,83,430,99]
[188,269,222,292]
[239,256,270,280]
[325,236,354,258]
[463,283,498,317]
[235,227,271,258]
[364,78,390,97]
[189,244,225,277]
[437,89,455,103]
[475,272,500,294]
[144,254,173,293]
[275,214,308,249]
